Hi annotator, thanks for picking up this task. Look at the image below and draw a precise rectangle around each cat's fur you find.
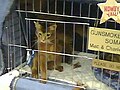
[32,22,64,81]
[31,21,85,82]
[32,22,84,90]
[19,0,87,84]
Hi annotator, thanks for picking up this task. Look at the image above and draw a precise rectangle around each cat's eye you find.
[39,33,42,36]
[47,33,51,37]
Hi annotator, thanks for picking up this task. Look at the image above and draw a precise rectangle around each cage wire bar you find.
[1,0,120,90]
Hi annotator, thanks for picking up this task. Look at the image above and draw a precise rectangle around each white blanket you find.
[49,53,114,90]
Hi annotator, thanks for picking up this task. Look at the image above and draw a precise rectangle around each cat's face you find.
[34,21,57,43]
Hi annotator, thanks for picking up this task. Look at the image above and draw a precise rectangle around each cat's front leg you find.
[55,54,63,72]
[39,53,47,83]
[31,54,39,79]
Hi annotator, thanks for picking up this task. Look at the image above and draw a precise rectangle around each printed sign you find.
[92,59,120,71]
[98,0,120,24]
[88,27,120,54]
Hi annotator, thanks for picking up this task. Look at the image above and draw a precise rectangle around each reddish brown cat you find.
[31,21,63,82]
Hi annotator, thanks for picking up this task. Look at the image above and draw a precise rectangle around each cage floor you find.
[20,52,114,90]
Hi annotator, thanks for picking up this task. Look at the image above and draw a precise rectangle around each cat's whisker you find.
[32,39,37,42]
[31,41,38,48]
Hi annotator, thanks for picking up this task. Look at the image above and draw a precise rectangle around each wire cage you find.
[1,0,120,90]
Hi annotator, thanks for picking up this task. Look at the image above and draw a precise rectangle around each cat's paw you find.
[40,77,47,84]
[31,68,39,79]
[32,71,39,79]
[55,66,63,72]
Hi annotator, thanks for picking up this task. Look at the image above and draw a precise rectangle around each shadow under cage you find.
[1,0,120,90]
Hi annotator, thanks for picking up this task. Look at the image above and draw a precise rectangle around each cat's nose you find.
[41,40,46,43]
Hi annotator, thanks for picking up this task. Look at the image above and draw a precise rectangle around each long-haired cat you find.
[31,21,64,81]
[32,21,84,83]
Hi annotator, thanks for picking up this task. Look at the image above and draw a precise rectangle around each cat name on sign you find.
[88,27,120,55]
[98,0,120,24]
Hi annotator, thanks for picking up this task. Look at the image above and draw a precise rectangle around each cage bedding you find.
[20,52,114,90]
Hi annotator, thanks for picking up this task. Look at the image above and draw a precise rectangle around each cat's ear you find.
[34,21,42,31]
[49,24,57,31]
